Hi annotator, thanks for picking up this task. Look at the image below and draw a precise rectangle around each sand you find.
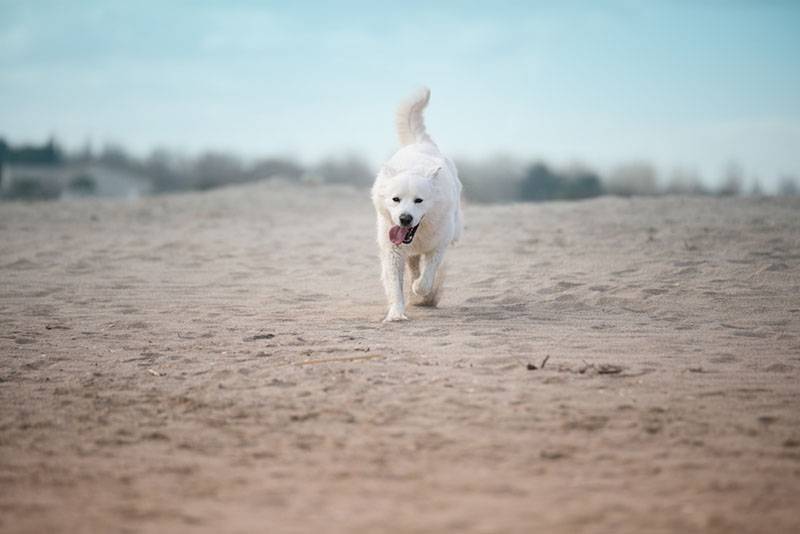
[1,181,799,533]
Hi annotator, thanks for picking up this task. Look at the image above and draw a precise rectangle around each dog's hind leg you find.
[415,261,445,307]
[412,248,445,307]
[407,255,421,284]
[408,254,439,306]
[381,249,408,322]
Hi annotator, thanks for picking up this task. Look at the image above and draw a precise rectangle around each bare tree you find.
[717,161,743,196]
[606,162,658,197]
[311,155,373,187]
[778,175,799,196]
[665,167,707,195]
[193,152,244,190]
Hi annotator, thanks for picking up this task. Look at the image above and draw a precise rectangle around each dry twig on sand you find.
[596,364,624,375]
[526,354,551,371]
[295,354,383,366]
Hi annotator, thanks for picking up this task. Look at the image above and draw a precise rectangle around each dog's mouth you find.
[389,223,420,245]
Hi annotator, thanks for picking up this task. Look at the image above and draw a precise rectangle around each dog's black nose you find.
[399,213,413,227]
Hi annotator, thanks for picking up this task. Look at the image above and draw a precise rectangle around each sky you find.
[1,1,799,190]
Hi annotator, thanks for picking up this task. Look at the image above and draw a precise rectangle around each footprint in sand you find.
[538,281,583,295]
[588,285,612,292]
[642,288,669,296]
[474,276,499,288]
[1,258,41,270]
[709,354,738,364]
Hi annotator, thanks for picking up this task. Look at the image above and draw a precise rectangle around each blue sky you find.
[1,1,799,189]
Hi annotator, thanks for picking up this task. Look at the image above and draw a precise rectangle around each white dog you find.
[371,87,463,322]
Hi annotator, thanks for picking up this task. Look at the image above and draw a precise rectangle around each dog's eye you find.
[392,197,400,203]
[414,198,423,204]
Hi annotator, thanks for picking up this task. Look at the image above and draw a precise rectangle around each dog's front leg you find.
[381,249,407,322]
[413,247,445,297]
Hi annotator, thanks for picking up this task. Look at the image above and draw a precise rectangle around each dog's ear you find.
[379,165,398,178]
[426,165,442,179]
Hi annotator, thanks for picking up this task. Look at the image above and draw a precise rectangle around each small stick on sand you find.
[527,354,551,371]
[597,364,623,375]
[295,354,383,366]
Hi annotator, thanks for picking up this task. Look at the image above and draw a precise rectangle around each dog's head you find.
[373,164,442,245]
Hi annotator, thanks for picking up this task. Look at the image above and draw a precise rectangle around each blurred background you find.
[1,0,798,202]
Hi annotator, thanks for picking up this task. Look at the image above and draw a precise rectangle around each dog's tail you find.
[395,86,432,146]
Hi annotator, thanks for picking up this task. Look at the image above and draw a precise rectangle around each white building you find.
[0,162,153,200]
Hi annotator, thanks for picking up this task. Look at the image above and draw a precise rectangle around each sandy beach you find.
[1,181,799,533]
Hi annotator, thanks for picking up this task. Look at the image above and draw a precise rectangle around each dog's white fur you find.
[371,87,463,322]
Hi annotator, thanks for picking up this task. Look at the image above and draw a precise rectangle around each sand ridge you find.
[1,182,799,533]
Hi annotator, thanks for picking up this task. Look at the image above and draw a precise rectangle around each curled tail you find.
[395,86,432,146]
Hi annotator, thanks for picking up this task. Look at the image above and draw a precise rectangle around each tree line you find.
[1,137,797,201]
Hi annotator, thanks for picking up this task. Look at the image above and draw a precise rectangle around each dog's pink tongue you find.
[389,226,410,245]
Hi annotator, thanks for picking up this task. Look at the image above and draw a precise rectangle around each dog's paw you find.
[412,277,433,297]
[383,308,409,322]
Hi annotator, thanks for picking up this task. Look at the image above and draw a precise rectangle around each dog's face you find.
[374,164,441,245]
